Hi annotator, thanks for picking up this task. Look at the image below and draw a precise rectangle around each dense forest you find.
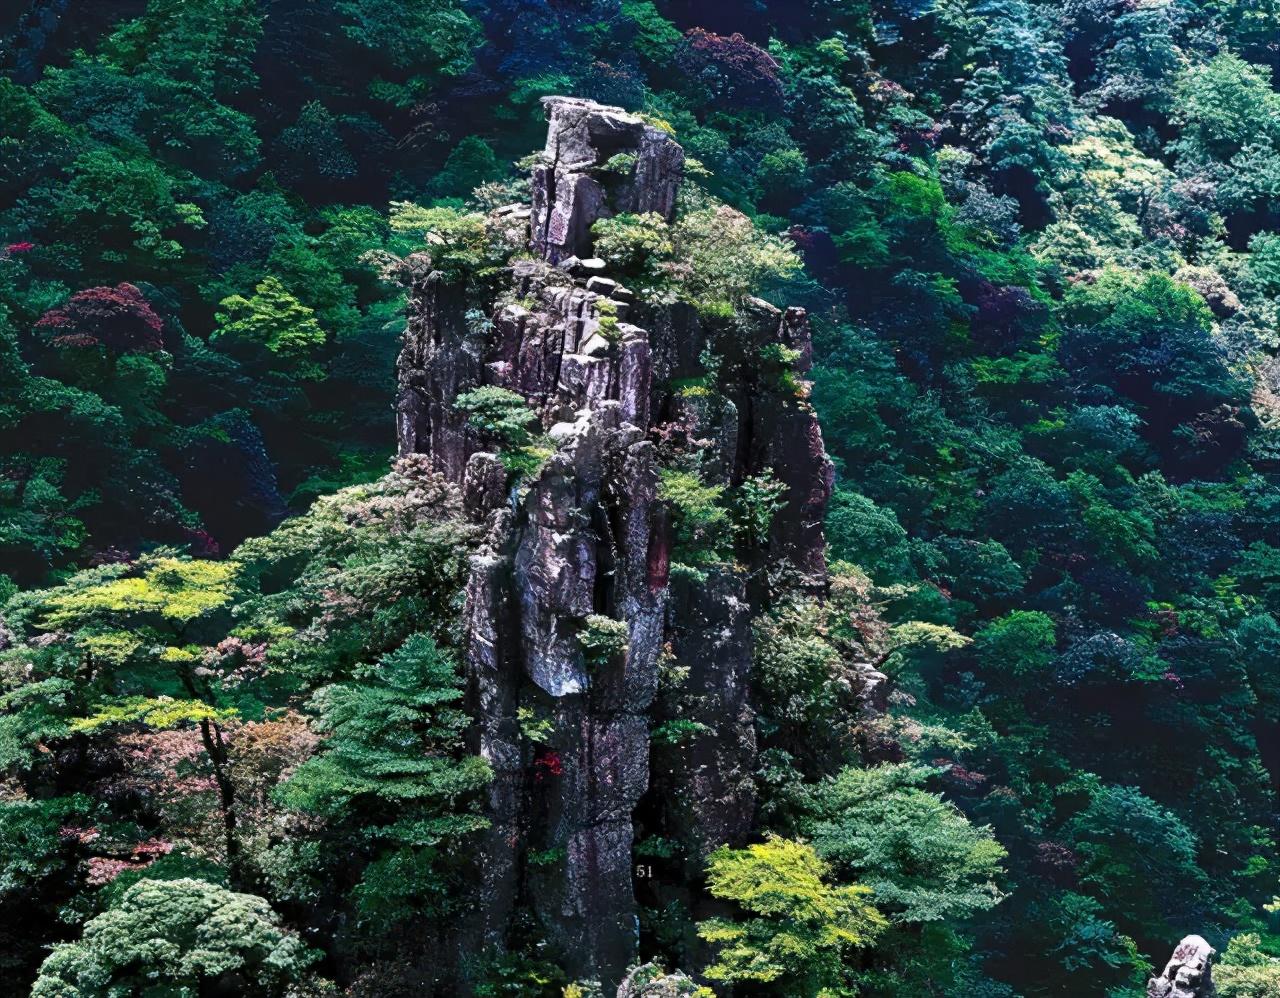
[3,0,1280,995]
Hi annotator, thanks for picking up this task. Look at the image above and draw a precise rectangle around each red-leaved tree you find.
[36,283,163,353]
[677,29,784,109]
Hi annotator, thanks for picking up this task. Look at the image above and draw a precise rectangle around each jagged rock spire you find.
[397,96,845,991]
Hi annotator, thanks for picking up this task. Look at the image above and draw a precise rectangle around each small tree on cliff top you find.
[671,204,801,316]
[388,202,504,281]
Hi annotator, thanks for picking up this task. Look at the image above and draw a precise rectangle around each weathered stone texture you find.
[532,96,684,264]
[1148,935,1217,998]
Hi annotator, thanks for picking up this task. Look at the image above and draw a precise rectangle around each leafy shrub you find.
[1216,933,1280,998]
[804,764,1006,923]
[578,614,630,667]
[31,878,322,997]
[454,386,539,448]
[213,276,326,375]
[670,205,800,314]
[659,468,729,566]
[697,836,885,994]
[591,212,674,274]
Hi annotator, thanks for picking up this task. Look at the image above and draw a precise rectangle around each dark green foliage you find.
[279,634,490,931]
[804,764,1006,924]
[455,386,539,449]
[5,0,1280,993]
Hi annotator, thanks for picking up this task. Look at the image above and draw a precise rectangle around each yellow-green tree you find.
[697,836,885,997]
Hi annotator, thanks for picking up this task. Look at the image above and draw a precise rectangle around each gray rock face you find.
[397,96,854,989]
[531,96,683,264]
[395,256,481,479]
[462,452,507,524]
[658,569,758,862]
[1148,936,1217,998]
[462,546,520,951]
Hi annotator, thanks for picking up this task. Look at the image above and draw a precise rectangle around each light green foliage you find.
[214,277,327,374]
[1031,118,1170,272]
[517,706,553,743]
[651,718,712,745]
[454,386,539,448]
[697,836,886,996]
[602,152,638,175]
[973,611,1057,675]
[734,471,788,546]
[595,297,621,341]
[881,621,972,676]
[659,468,729,566]
[591,212,674,274]
[389,203,498,280]
[31,878,321,997]
[750,568,891,768]
[670,205,801,314]
[578,614,630,667]
[36,556,238,631]
[1060,268,1214,340]
[804,764,1006,923]
[69,695,236,733]
[1216,933,1280,998]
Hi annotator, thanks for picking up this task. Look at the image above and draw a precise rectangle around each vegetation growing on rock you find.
[2,1,1280,995]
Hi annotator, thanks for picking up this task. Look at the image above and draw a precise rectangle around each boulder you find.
[1148,935,1217,998]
